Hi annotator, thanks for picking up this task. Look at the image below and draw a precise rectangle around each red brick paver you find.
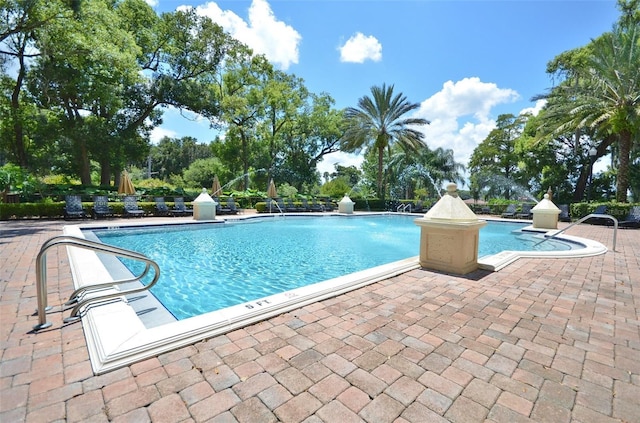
[1,218,639,422]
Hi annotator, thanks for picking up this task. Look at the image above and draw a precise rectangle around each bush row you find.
[0,201,190,220]
[2,199,637,221]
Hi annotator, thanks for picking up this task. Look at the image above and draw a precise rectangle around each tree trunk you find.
[79,139,91,185]
[573,165,589,202]
[114,168,121,190]
[377,145,384,200]
[10,109,27,167]
[616,131,631,203]
[573,136,614,202]
[11,42,28,167]
[241,131,249,190]
[100,158,111,186]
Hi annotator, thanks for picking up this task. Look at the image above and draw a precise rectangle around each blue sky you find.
[149,0,619,177]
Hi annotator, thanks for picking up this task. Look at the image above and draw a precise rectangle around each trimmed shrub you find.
[571,202,638,220]
[0,200,193,220]
[0,202,64,219]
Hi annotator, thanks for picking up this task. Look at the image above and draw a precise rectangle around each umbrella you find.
[118,171,136,195]
[212,175,222,197]
[267,179,277,198]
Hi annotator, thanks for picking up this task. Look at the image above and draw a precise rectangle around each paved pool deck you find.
[0,216,638,423]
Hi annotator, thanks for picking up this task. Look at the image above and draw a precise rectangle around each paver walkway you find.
[1,218,638,423]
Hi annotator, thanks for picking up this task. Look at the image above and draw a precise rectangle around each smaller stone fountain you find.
[193,188,218,220]
[338,194,355,214]
[531,191,561,230]
[414,183,486,275]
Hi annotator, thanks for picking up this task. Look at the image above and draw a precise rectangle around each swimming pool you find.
[89,215,578,320]
[66,214,606,373]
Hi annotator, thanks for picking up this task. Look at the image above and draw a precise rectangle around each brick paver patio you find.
[1,217,638,422]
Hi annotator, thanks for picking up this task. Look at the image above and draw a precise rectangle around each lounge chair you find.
[154,197,172,216]
[300,198,313,212]
[173,197,193,216]
[123,195,144,217]
[558,204,571,222]
[311,198,325,212]
[501,204,517,218]
[286,198,303,212]
[64,195,88,220]
[213,197,229,214]
[211,197,225,215]
[584,205,609,225]
[413,200,426,213]
[92,195,114,219]
[323,198,335,212]
[619,206,640,229]
[516,203,533,219]
[226,197,239,215]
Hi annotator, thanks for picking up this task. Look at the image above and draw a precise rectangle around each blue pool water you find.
[92,215,575,320]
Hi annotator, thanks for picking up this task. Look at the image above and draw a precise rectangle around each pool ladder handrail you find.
[533,213,618,251]
[34,235,161,331]
[267,198,284,214]
[397,203,412,213]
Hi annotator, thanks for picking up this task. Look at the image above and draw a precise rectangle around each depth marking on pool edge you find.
[244,299,272,309]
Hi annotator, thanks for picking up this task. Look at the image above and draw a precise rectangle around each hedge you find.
[570,202,638,220]
[0,201,191,220]
[3,199,637,221]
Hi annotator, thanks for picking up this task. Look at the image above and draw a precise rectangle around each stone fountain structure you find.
[338,194,355,214]
[414,183,486,275]
[531,191,561,230]
[193,188,218,220]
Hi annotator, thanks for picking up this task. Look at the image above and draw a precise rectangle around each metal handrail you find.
[267,199,284,214]
[396,203,412,213]
[34,235,161,330]
[533,213,618,251]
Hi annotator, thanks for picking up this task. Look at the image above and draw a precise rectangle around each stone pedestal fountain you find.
[531,192,561,229]
[338,195,355,214]
[193,188,218,220]
[414,183,486,275]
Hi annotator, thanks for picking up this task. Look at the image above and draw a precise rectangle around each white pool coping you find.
[477,221,608,271]
[63,215,607,374]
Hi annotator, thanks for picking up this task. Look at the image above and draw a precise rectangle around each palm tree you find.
[425,147,466,188]
[584,25,640,202]
[387,145,465,199]
[341,84,429,199]
[537,24,640,202]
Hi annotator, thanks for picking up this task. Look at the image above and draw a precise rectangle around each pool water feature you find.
[65,214,606,373]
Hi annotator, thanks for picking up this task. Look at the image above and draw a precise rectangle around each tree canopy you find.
[469,0,639,203]
[0,0,343,192]
[532,3,640,202]
[2,0,638,205]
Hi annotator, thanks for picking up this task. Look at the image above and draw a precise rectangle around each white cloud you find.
[339,32,382,63]
[519,99,546,116]
[150,126,178,144]
[182,0,301,70]
[414,77,520,169]
[145,0,158,7]
[317,151,364,179]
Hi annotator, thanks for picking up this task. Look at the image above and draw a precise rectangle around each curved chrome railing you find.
[533,213,618,251]
[34,235,161,330]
